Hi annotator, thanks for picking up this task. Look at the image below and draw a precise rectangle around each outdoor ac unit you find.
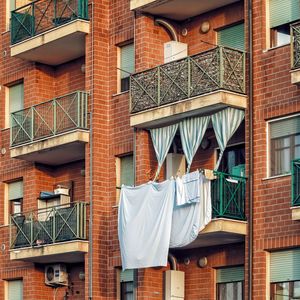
[45,264,68,286]
[164,270,185,300]
[164,41,188,63]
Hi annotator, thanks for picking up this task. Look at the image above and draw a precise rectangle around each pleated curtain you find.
[212,107,245,170]
[150,124,178,180]
[179,116,210,173]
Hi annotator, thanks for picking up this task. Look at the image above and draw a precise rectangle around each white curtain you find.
[179,116,210,173]
[212,108,245,170]
[150,124,178,180]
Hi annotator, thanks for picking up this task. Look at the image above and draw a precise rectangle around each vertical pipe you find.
[247,0,253,298]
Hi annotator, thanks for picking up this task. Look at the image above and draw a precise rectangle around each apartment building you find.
[0,0,299,299]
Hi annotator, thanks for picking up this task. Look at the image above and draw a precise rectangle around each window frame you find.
[5,279,23,300]
[267,113,300,177]
[270,280,300,300]
[116,268,136,300]
[217,281,244,300]
[117,41,134,94]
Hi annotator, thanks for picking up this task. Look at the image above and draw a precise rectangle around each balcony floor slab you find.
[130,90,247,128]
[10,19,89,65]
[10,130,89,165]
[180,218,247,249]
[10,240,88,263]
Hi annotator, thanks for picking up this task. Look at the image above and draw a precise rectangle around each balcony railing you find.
[292,159,300,206]
[10,202,88,249]
[10,91,88,147]
[11,0,89,45]
[211,171,246,220]
[130,46,246,114]
[291,22,300,69]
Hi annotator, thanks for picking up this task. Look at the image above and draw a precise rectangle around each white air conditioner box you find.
[45,264,68,286]
[164,270,185,300]
[54,187,69,195]
[164,41,188,64]
[166,153,186,178]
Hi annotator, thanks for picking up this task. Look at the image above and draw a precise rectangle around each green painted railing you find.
[292,159,300,206]
[211,171,246,220]
[11,0,89,45]
[130,46,246,113]
[10,202,88,249]
[10,91,88,147]
[291,22,300,69]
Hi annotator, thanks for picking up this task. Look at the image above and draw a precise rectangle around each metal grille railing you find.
[130,46,246,113]
[292,159,300,206]
[211,171,246,220]
[10,91,88,147]
[291,22,300,69]
[11,0,89,45]
[10,202,88,249]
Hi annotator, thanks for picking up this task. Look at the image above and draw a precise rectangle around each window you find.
[269,115,300,176]
[270,249,300,300]
[6,82,24,128]
[118,43,134,93]
[218,144,245,175]
[216,266,244,300]
[8,180,23,216]
[218,23,245,51]
[119,269,135,300]
[6,279,23,300]
[269,0,300,47]
[116,154,134,203]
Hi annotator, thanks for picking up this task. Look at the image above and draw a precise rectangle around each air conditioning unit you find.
[164,41,188,63]
[45,264,68,286]
[164,270,185,300]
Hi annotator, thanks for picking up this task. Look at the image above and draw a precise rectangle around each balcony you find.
[188,171,247,248]
[130,0,240,21]
[10,91,89,165]
[130,46,247,128]
[10,0,89,65]
[291,22,300,84]
[291,159,300,220]
[10,202,88,263]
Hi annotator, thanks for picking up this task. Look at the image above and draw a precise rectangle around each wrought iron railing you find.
[292,159,300,206]
[10,202,88,249]
[11,0,89,45]
[211,171,246,220]
[291,22,300,69]
[10,91,88,147]
[130,46,246,113]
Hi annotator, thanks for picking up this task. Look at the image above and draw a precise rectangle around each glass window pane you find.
[217,282,243,300]
[293,281,300,298]
[271,282,290,300]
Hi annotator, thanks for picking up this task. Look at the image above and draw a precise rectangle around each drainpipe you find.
[155,18,178,41]
[168,253,177,271]
[247,0,253,299]
[88,2,94,300]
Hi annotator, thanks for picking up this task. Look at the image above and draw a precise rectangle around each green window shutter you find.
[8,280,23,300]
[270,249,300,282]
[121,155,134,186]
[8,181,23,200]
[217,266,244,283]
[270,116,300,139]
[218,23,245,50]
[120,269,134,283]
[269,0,300,28]
[9,83,24,114]
[121,43,135,79]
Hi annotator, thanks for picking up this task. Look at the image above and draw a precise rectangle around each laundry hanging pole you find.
[212,107,245,170]
[150,124,178,180]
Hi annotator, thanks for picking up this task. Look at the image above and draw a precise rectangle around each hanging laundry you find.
[118,179,175,270]
[170,173,212,248]
[176,170,201,206]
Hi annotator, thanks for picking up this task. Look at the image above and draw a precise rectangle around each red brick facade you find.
[0,0,299,299]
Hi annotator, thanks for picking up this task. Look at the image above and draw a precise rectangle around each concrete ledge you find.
[130,90,247,128]
[291,206,300,220]
[201,218,247,236]
[11,19,90,65]
[291,69,300,85]
[10,240,88,263]
[10,130,89,165]
[130,0,157,10]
